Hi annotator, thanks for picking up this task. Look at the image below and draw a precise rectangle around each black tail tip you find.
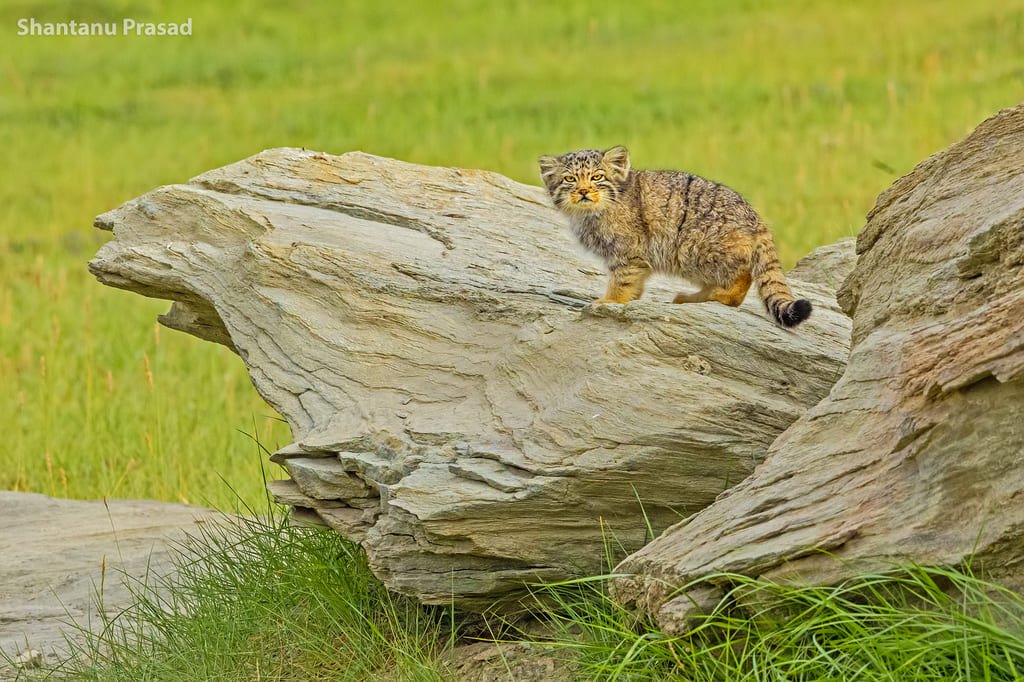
[778,299,813,328]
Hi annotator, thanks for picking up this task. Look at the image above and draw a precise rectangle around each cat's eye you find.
[563,174,577,183]
[592,172,605,181]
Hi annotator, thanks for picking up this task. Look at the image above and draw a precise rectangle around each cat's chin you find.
[564,201,605,215]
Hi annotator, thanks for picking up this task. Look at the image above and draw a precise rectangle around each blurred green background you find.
[2,0,1022,509]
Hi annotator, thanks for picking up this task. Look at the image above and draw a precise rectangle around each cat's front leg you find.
[594,260,652,304]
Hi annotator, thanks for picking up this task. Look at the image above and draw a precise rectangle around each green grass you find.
[50,511,1024,681]
[56,512,456,681]
[2,0,1024,507]
[534,568,1024,681]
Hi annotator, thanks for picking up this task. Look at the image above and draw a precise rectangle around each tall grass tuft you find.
[58,511,456,681]
[531,565,1024,681]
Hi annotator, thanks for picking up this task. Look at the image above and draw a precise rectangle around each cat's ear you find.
[602,145,630,180]
[538,155,562,190]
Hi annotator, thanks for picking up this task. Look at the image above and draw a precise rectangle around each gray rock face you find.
[0,492,218,672]
[89,149,852,609]
[612,104,1024,632]
[447,641,573,682]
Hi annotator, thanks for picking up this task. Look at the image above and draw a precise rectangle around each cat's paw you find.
[592,298,618,305]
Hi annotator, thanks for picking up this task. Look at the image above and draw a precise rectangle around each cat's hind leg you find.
[709,270,752,307]
[672,271,751,307]
[672,284,715,304]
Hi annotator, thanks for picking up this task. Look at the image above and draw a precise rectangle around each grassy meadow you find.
[2,0,1023,511]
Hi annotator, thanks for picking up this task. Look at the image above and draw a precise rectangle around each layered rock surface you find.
[90,149,852,609]
[0,492,218,672]
[612,104,1024,632]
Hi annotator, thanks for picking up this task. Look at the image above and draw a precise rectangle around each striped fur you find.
[539,146,812,327]
[751,228,813,327]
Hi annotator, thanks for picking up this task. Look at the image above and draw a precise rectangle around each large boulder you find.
[612,104,1024,632]
[89,149,851,609]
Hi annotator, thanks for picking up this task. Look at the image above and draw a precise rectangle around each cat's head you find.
[538,146,631,214]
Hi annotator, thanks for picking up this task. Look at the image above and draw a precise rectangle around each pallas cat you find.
[539,146,812,327]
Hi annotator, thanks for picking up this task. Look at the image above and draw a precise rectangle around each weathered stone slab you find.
[0,492,218,672]
[90,149,852,609]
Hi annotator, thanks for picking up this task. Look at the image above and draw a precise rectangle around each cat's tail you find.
[751,229,812,328]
